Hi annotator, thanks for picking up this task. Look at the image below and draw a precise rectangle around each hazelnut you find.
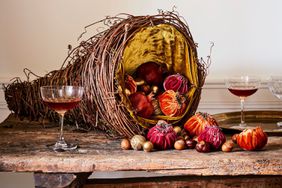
[173,126,182,135]
[143,141,154,152]
[221,140,234,152]
[121,139,131,150]
[174,139,186,150]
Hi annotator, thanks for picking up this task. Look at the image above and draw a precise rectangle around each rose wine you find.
[228,87,258,97]
[43,97,81,112]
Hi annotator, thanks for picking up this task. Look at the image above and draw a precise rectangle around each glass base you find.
[277,122,282,127]
[239,122,247,127]
[47,140,77,152]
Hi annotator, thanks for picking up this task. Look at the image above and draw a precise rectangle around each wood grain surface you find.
[85,176,282,188]
[0,115,281,176]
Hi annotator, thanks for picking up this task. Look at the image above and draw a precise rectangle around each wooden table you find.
[0,115,282,188]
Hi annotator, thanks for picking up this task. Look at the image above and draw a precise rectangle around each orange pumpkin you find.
[184,112,218,137]
[236,127,268,151]
[158,90,186,117]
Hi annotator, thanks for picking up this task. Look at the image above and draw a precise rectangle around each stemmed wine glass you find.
[40,86,84,152]
[268,76,282,127]
[226,76,260,127]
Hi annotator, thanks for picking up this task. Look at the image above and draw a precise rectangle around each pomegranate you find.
[136,62,166,85]
[129,92,154,118]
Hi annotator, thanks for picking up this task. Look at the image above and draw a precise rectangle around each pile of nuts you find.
[121,135,154,152]
[120,114,268,153]
[120,126,235,153]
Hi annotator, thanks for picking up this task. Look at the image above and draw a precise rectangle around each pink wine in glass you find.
[228,87,258,97]
[226,76,260,127]
[43,98,81,112]
[40,86,84,152]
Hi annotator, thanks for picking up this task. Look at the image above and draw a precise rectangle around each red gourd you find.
[198,126,226,151]
[163,73,189,95]
[147,120,177,150]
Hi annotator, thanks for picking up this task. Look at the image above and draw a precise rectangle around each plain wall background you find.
[1,0,282,81]
[0,0,282,187]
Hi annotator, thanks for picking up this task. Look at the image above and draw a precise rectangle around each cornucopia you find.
[3,10,208,138]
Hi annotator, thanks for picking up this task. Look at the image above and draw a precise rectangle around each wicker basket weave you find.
[4,11,208,138]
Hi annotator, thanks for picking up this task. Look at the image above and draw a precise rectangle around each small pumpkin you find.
[198,126,226,151]
[147,120,177,150]
[236,127,268,151]
[163,73,189,95]
[158,90,186,117]
[184,112,218,137]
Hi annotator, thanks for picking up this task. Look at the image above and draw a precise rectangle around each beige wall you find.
[1,0,282,186]
[1,0,282,80]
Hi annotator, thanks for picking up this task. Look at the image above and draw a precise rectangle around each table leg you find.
[34,172,91,188]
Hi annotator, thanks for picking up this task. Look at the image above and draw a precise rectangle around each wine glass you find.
[40,86,84,152]
[268,76,282,127]
[226,76,260,127]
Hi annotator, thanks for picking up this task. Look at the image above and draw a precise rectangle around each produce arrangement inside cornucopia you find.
[3,10,268,153]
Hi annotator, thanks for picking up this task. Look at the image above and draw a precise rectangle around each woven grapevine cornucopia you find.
[3,11,208,138]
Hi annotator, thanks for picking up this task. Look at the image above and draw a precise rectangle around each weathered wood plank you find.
[84,175,282,188]
[0,117,282,176]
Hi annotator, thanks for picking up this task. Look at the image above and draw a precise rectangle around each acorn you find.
[143,141,154,152]
[121,139,131,150]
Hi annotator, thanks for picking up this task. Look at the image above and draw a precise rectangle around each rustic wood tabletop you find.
[0,115,281,188]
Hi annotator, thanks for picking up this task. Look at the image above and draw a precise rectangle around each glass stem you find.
[240,97,245,126]
[59,113,65,142]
